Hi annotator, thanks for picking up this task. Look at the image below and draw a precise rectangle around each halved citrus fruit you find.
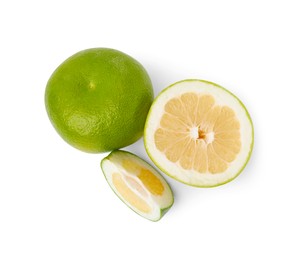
[101,150,173,221]
[144,79,254,187]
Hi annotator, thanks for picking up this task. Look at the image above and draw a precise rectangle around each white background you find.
[1,0,302,259]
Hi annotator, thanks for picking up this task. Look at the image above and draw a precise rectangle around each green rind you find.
[144,79,254,188]
[45,48,153,153]
[100,150,174,221]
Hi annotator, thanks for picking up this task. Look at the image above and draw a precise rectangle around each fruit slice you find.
[144,79,254,187]
[101,150,174,221]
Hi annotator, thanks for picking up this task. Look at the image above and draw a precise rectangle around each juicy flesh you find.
[122,159,164,196]
[111,159,165,213]
[112,173,151,213]
[154,93,241,174]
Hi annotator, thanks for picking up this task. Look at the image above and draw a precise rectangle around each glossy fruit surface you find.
[45,48,153,153]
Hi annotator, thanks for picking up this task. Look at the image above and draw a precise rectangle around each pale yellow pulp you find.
[122,159,164,196]
[111,159,165,213]
[154,93,241,174]
[112,173,151,213]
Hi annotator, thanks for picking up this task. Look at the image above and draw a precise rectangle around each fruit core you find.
[154,93,242,174]
[190,127,214,144]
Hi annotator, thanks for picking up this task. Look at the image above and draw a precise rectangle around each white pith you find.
[102,151,173,221]
[144,80,253,187]
[189,127,199,139]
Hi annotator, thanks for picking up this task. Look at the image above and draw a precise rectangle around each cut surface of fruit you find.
[101,150,173,221]
[144,79,254,187]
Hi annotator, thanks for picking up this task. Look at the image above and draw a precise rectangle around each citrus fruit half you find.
[101,150,174,221]
[144,79,254,187]
[45,48,153,153]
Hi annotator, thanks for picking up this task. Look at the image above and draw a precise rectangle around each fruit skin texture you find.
[45,48,153,153]
[144,79,254,188]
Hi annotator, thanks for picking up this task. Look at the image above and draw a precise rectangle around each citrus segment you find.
[164,98,189,124]
[122,159,141,173]
[193,141,208,173]
[180,93,199,124]
[101,150,173,221]
[144,79,254,187]
[112,173,151,213]
[196,95,215,124]
[160,113,188,132]
[122,159,164,196]
[179,139,196,170]
[207,145,228,173]
[138,169,164,196]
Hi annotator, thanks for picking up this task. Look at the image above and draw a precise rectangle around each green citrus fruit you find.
[45,48,153,153]
[144,79,254,187]
[101,150,174,221]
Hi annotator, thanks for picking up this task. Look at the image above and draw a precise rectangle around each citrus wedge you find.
[144,79,254,187]
[101,150,174,221]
